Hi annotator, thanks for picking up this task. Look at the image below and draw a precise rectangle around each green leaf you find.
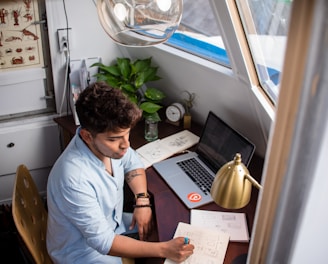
[90,62,104,68]
[133,57,152,73]
[144,88,166,101]
[117,58,131,79]
[135,72,146,88]
[93,73,107,81]
[93,63,121,77]
[140,101,162,114]
[106,77,121,88]
[105,65,121,76]
[121,84,137,93]
[143,67,161,83]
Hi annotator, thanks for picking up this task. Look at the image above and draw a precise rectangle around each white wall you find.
[45,0,123,116]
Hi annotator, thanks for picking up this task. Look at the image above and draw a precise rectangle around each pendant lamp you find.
[210,153,262,209]
[96,0,183,46]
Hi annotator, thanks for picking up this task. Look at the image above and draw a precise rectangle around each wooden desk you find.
[147,160,262,264]
[53,114,203,149]
[54,115,263,264]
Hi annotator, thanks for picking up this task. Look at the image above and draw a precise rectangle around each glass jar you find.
[144,118,158,141]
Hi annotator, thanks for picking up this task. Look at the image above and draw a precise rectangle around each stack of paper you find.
[136,130,199,168]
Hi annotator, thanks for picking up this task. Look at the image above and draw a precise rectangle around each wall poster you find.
[0,0,44,71]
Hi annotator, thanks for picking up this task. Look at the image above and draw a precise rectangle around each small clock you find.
[166,103,185,124]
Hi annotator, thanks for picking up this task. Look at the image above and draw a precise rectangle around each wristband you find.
[133,204,152,208]
[134,192,150,200]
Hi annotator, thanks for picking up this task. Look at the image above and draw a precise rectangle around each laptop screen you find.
[196,111,255,172]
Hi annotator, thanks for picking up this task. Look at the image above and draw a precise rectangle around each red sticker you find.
[187,192,202,202]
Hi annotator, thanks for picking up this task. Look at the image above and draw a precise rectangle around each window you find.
[235,0,293,103]
[167,0,292,105]
[166,0,230,67]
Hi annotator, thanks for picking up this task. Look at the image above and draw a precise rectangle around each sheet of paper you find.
[190,209,249,242]
[164,222,229,264]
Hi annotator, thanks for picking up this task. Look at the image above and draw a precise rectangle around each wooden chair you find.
[12,164,134,264]
[12,164,52,264]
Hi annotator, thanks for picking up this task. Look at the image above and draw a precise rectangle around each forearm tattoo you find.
[125,170,143,183]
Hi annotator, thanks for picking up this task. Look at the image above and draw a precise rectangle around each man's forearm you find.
[125,169,148,195]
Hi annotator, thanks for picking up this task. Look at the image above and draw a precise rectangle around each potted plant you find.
[181,90,196,129]
[91,57,165,122]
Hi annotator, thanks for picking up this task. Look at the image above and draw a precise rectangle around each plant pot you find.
[144,118,158,141]
[183,114,192,129]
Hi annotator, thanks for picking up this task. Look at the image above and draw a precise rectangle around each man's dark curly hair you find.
[75,82,142,135]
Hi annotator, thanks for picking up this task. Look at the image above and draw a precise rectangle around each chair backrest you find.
[12,164,53,264]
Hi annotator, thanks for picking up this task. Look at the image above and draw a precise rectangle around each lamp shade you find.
[97,0,183,46]
[210,153,262,209]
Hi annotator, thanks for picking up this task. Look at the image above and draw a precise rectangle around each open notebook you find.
[136,130,200,169]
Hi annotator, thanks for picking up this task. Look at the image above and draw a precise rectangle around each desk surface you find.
[54,115,263,264]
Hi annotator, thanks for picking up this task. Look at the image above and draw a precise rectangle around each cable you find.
[59,49,70,116]
[58,0,71,116]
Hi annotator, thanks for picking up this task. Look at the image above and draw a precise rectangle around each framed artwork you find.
[0,0,44,71]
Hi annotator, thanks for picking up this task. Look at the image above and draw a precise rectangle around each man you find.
[47,82,194,263]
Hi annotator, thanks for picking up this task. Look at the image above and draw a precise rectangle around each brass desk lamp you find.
[210,153,262,209]
[96,0,183,46]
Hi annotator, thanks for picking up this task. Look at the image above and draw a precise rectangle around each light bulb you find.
[114,3,127,21]
[156,0,172,12]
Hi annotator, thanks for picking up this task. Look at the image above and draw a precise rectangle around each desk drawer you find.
[0,122,60,176]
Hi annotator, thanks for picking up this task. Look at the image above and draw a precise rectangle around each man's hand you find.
[130,203,153,241]
[164,237,195,262]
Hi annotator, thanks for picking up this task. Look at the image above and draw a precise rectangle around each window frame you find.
[162,0,275,119]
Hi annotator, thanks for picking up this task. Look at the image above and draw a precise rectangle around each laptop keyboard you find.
[177,158,214,195]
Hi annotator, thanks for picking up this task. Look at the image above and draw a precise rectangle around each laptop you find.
[152,111,255,209]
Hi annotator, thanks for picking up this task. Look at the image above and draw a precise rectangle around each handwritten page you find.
[190,209,249,242]
[136,130,199,168]
[164,222,229,264]
[136,139,172,168]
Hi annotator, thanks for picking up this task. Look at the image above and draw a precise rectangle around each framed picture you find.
[0,0,44,71]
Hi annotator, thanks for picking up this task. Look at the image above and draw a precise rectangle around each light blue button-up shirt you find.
[46,128,144,264]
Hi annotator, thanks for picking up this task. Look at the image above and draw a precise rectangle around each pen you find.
[184,237,189,244]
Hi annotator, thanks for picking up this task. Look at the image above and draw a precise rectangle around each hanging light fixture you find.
[210,153,262,209]
[96,0,183,47]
